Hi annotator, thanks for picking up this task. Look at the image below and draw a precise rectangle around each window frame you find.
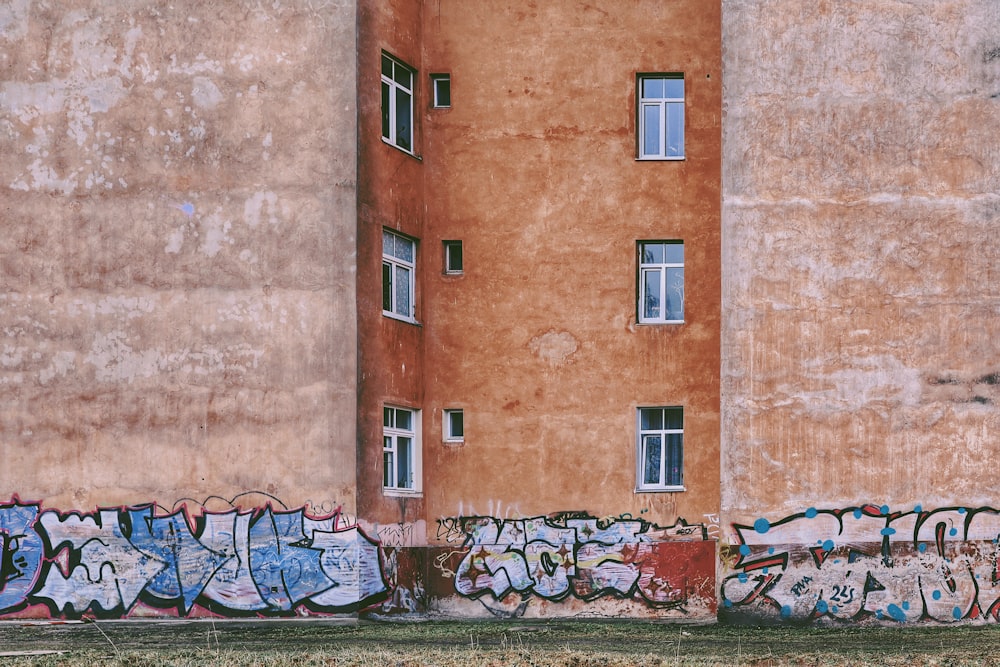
[383,405,422,495]
[636,406,684,492]
[381,52,415,154]
[443,240,463,274]
[637,240,684,324]
[637,73,685,160]
[383,229,417,323]
[431,73,451,109]
[443,408,464,443]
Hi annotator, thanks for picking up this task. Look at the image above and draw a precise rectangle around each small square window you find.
[431,74,451,108]
[443,409,464,442]
[443,240,463,274]
[382,53,415,152]
[383,229,417,322]
[637,407,683,491]
[384,405,421,493]
[638,241,684,323]
[637,73,684,160]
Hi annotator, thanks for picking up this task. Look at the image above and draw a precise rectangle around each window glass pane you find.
[382,55,393,79]
[642,78,663,99]
[640,408,663,431]
[642,104,661,156]
[384,408,393,428]
[664,242,684,264]
[394,64,411,89]
[397,437,412,488]
[446,242,463,272]
[666,102,684,157]
[383,450,393,487]
[382,262,392,311]
[395,265,410,316]
[643,435,662,485]
[396,409,411,431]
[641,243,663,264]
[381,82,390,139]
[642,269,661,320]
[665,433,683,486]
[449,411,463,438]
[666,267,684,320]
[664,78,684,99]
[395,89,412,150]
[435,78,451,107]
[664,407,683,429]
[395,236,414,263]
[382,230,394,256]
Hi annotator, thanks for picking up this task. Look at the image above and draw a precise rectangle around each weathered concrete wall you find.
[0,2,358,515]
[721,0,1000,622]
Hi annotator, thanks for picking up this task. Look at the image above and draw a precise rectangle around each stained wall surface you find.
[721,0,1000,622]
[0,2,358,516]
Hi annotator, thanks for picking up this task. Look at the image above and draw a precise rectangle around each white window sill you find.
[443,438,464,445]
[636,486,686,493]
[637,320,685,326]
[380,137,422,161]
[636,156,685,161]
[383,311,420,326]
[383,488,423,498]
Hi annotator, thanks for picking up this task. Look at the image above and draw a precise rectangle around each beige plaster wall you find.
[0,0,358,513]
[722,0,1000,518]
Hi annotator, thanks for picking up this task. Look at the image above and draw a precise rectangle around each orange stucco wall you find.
[359,0,722,545]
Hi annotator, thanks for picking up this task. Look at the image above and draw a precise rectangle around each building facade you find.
[4,0,999,625]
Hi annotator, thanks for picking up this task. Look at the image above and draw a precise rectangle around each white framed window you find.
[443,409,464,443]
[443,240,463,274]
[637,407,683,491]
[431,74,451,108]
[638,74,684,160]
[384,406,421,493]
[638,241,684,323]
[383,229,416,321]
[381,52,414,152]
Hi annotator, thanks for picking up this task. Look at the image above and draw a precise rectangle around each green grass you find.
[4,620,1000,665]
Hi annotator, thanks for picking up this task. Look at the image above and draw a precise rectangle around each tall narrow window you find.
[381,53,414,152]
[384,406,421,492]
[383,229,416,321]
[443,409,464,442]
[637,407,684,491]
[638,241,684,323]
[638,74,684,159]
[431,74,451,108]
[443,240,463,274]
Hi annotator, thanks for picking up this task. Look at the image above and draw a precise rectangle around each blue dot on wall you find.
[724,599,733,608]
[816,600,829,614]
[805,507,818,518]
[958,508,967,514]
[768,547,775,554]
[180,202,195,216]
[918,543,927,553]
[887,604,907,621]
[953,606,963,619]
[880,527,896,536]
[932,590,942,600]
[854,509,863,519]
[950,527,958,537]
[902,601,910,611]
[738,573,748,583]
[754,518,771,534]
[831,605,839,614]
[823,540,835,551]
[740,545,751,556]
[914,504,922,512]
[780,605,791,618]
[880,505,890,515]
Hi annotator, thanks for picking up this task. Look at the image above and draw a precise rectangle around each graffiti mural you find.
[439,513,710,610]
[723,504,1000,623]
[0,497,388,618]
